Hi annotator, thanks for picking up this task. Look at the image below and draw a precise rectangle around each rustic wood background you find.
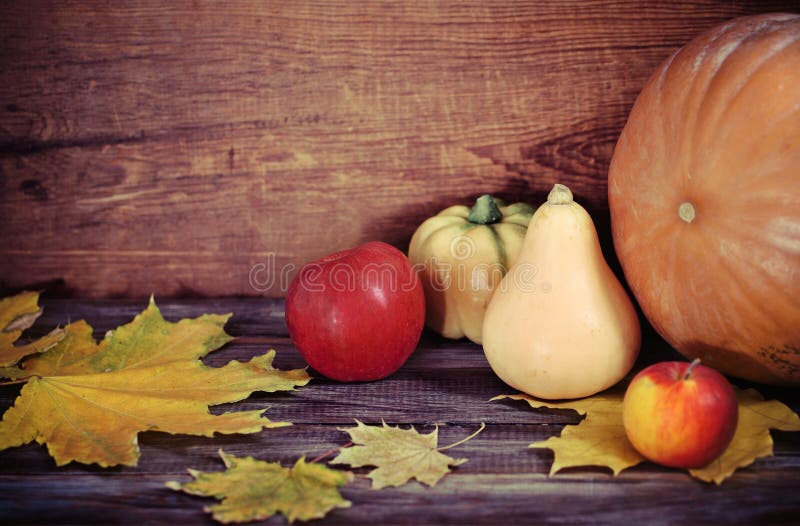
[1,1,798,298]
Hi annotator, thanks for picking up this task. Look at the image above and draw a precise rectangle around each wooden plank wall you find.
[1,1,796,298]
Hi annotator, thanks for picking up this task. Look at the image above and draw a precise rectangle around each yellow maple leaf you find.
[330,420,484,489]
[167,450,353,524]
[493,389,645,475]
[0,291,64,368]
[494,386,800,483]
[0,298,311,467]
[690,388,800,484]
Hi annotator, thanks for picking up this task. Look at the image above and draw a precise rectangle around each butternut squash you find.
[482,184,641,399]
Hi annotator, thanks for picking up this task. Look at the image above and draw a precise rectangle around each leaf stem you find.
[438,422,486,451]
[310,442,352,464]
[0,378,30,386]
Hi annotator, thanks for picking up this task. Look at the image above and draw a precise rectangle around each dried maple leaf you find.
[330,420,484,489]
[0,298,310,467]
[690,388,800,484]
[167,450,353,524]
[493,389,644,475]
[494,386,800,483]
[0,291,64,368]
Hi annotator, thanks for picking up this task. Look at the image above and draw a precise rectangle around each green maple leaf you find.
[167,450,353,523]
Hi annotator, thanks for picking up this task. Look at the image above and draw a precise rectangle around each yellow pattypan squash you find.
[408,195,534,344]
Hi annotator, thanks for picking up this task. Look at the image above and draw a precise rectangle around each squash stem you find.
[547,184,573,205]
[683,358,702,380]
[468,195,503,225]
[678,202,696,223]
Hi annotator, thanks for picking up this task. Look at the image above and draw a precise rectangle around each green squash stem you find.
[468,195,503,225]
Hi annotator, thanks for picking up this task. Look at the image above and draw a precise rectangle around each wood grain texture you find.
[1,298,799,525]
[1,1,798,297]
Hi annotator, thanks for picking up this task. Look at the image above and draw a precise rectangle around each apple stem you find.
[684,358,702,380]
[438,422,486,451]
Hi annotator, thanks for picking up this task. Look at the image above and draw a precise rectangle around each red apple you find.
[285,241,425,382]
[622,359,738,469]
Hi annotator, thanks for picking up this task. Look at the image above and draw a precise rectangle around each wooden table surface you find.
[1,298,799,525]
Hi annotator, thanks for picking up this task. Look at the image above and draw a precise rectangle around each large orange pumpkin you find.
[608,13,800,385]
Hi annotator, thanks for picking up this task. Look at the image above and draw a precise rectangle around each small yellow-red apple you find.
[622,359,738,469]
